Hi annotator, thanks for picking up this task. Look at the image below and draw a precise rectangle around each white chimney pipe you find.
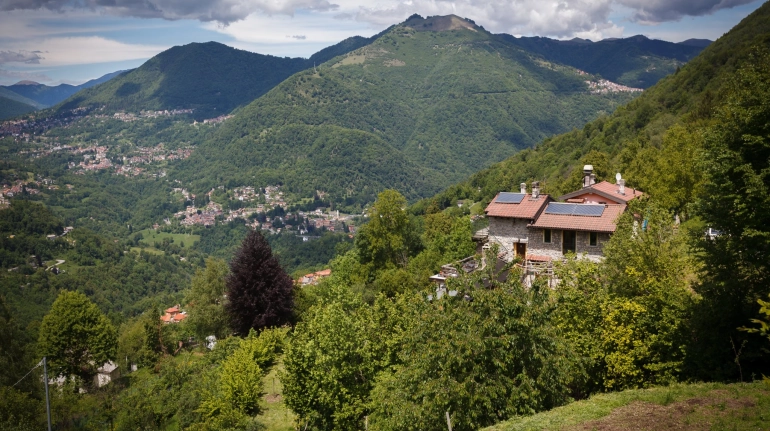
[618,179,625,195]
[583,165,593,188]
[520,183,527,194]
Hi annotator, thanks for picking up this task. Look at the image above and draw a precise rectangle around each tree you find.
[226,230,294,335]
[38,290,118,385]
[355,190,420,269]
[692,47,770,380]
[186,258,230,341]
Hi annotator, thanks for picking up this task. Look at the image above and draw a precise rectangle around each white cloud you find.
[9,37,167,66]
[616,0,756,23]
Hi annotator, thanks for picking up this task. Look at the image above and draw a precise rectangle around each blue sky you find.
[0,0,764,86]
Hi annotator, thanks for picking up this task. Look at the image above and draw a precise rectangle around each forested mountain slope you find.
[502,34,707,88]
[175,14,638,206]
[0,95,37,120]
[420,1,770,217]
[54,37,376,120]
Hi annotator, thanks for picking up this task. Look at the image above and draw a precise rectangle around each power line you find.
[11,358,43,388]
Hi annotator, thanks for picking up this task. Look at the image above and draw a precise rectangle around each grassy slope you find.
[178,17,636,206]
[485,382,770,431]
[417,1,770,212]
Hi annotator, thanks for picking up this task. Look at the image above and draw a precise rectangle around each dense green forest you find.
[0,96,37,121]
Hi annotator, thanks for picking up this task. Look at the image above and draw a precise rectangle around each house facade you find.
[485,166,642,264]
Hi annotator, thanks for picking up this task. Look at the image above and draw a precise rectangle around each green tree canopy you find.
[355,189,421,269]
[185,258,230,340]
[38,290,118,384]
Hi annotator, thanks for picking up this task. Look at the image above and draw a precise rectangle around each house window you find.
[543,229,552,243]
[589,232,598,246]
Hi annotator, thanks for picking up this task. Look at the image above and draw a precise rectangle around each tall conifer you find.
[226,231,294,335]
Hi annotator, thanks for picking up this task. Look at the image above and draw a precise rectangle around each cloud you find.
[616,0,756,23]
[0,0,340,24]
[0,50,44,64]
[347,0,623,39]
[0,68,51,83]
[288,35,307,39]
[8,36,167,66]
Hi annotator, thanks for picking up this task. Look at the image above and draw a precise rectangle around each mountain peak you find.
[13,80,40,86]
[402,14,481,32]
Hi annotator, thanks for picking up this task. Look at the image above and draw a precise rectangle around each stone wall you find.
[528,228,611,262]
[487,216,531,261]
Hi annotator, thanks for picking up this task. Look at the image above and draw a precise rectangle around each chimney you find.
[531,181,540,198]
[583,165,593,188]
[590,173,596,185]
[618,179,625,195]
[520,182,527,194]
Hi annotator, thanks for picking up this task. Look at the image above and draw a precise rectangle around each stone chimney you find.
[618,178,626,195]
[520,182,527,194]
[531,181,540,198]
[590,173,596,185]
[583,165,593,188]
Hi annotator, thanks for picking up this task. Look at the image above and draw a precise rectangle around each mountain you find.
[174,14,640,207]
[55,37,377,120]
[0,86,44,109]
[501,34,708,88]
[0,95,38,120]
[1,70,127,109]
[418,1,770,215]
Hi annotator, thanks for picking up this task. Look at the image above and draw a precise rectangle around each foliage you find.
[369,282,576,431]
[226,231,294,335]
[690,46,770,380]
[0,386,45,431]
[355,190,420,269]
[186,258,231,340]
[37,290,118,384]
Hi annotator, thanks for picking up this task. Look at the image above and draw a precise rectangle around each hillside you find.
[420,0,770,215]
[485,382,770,431]
[502,34,707,88]
[54,38,375,120]
[0,95,37,120]
[0,86,44,110]
[175,14,639,207]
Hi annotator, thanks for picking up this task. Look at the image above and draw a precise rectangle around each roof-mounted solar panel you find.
[544,202,604,217]
[495,192,525,204]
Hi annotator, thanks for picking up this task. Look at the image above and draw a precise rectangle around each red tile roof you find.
[485,194,552,219]
[165,306,180,314]
[559,181,644,204]
[530,204,626,233]
[527,254,553,262]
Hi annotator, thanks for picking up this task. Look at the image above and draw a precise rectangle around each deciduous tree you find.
[38,290,117,384]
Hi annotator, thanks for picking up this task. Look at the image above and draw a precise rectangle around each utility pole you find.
[43,357,52,431]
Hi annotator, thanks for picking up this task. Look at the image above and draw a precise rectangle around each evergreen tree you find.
[226,230,294,335]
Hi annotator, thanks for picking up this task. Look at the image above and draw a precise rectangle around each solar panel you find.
[496,192,525,204]
[544,203,604,217]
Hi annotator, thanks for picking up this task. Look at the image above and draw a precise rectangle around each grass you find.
[484,382,770,431]
[257,358,296,431]
[129,246,164,255]
[133,228,200,249]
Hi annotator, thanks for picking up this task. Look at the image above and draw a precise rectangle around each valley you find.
[1,5,769,431]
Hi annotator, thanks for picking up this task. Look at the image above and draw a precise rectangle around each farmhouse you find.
[485,166,642,264]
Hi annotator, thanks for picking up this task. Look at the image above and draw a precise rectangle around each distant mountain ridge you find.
[501,34,709,88]
[54,36,381,119]
[2,70,127,108]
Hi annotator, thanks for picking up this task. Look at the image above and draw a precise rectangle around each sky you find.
[0,0,764,86]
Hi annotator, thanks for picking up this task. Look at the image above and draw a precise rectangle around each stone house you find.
[485,166,642,264]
